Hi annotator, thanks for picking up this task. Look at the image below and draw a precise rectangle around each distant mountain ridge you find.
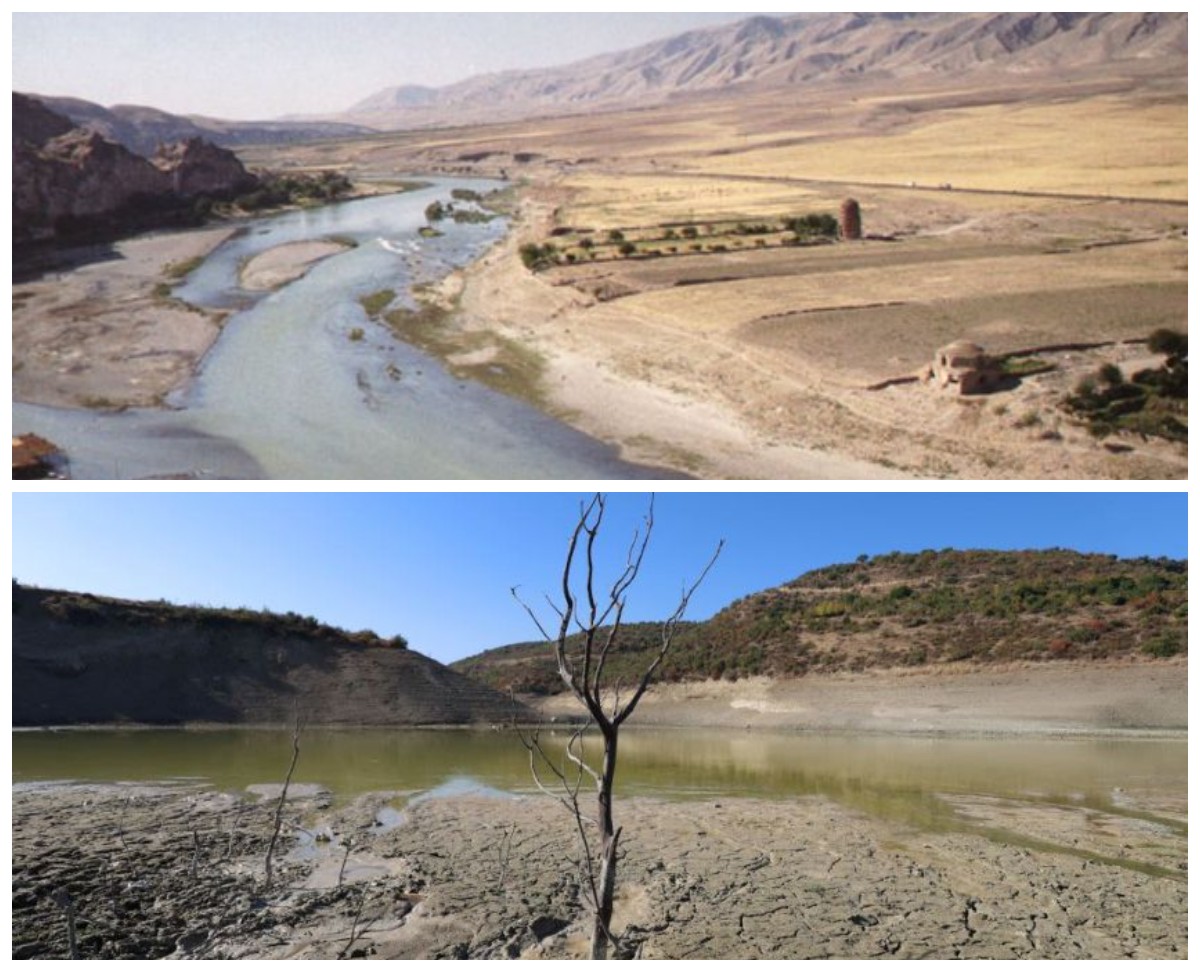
[339,12,1187,130]
[12,584,527,727]
[453,549,1188,695]
[18,13,1185,147]
[31,94,376,156]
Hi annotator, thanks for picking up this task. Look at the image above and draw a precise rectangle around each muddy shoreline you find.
[12,780,1186,960]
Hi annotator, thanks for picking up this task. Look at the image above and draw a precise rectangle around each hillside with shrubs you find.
[452,550,1188,694]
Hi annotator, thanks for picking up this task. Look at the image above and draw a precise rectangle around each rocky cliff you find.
[13,584,527,727]
[151,137,258,199]
[13,93,258,246]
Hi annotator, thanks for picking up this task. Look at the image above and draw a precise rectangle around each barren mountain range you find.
[20,12,1187,151]
[339,12,1187,129]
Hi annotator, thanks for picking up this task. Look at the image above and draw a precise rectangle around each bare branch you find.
[615,538,724,728]
[510,586,555,642]
[337,837,354,889]
[265,704,305,884]
[515,724,602,914]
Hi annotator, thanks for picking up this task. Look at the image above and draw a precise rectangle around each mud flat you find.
[11,227,234,410]
[238,240,352,291]
[11,780,1186,960]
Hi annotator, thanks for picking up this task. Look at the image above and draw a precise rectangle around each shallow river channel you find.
[13,181,672,480]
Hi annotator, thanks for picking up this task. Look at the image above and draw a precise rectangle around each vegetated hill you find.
[341,12,1187,130]
[12,584,527,727]
[32,94,376,157]
[452,550,1188,694]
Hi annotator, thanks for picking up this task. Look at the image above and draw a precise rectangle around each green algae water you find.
[12,727,1184,810]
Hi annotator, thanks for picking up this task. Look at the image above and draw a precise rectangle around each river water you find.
[12,181,674,480]
[12,728,1184,830]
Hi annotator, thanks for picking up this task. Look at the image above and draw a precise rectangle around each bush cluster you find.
[1064,330,1187,442]
[235,170,352,212]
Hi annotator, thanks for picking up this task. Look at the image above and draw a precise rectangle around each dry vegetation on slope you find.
[452,550,1188,695]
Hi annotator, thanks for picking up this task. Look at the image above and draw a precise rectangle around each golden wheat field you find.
[690,94,1187,199]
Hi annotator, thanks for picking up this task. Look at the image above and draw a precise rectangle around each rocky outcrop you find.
[12,91,73,145]
[13,584,527,727]
[13,93,259,246]
[152,137,259,198]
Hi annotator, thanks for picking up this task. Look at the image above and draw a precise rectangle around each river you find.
[12,181,676,480]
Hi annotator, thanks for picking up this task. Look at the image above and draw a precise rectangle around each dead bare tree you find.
[514,494,722,959]
[265,705,305,884]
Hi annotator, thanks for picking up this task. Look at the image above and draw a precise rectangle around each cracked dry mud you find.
[11,784,1185,960]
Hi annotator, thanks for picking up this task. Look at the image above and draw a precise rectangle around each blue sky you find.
[11,492,1186,665]
[12,12,756,119]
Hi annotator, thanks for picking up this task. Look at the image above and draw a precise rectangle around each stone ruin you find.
[840,198,862,241]
[927,340,1003,395]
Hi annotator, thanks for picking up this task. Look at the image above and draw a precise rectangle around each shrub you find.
[1148,328,1187,362]
[519,243,558,271]
[785,213,839,238]
[1142,632,1185,658]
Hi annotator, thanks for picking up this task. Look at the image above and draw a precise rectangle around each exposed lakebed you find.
[12,181,675,479]
[12,728,1186,959]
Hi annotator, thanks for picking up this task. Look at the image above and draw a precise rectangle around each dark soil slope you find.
[453,550,1188,694]
[13,585,526,727]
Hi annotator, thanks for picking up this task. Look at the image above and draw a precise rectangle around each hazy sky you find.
[12,492,1186,666]
[13,12,759,119]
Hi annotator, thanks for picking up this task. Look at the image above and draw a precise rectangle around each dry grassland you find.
[250,77,1187,479]
[689,94,1187,200]
[559,173,825,228]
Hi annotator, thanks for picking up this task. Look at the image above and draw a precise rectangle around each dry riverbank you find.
[12,778,1186,960]
[533,660,1188,736]
[11,227,234,410]
[450,192,906,480]
[445,183,1185,480]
